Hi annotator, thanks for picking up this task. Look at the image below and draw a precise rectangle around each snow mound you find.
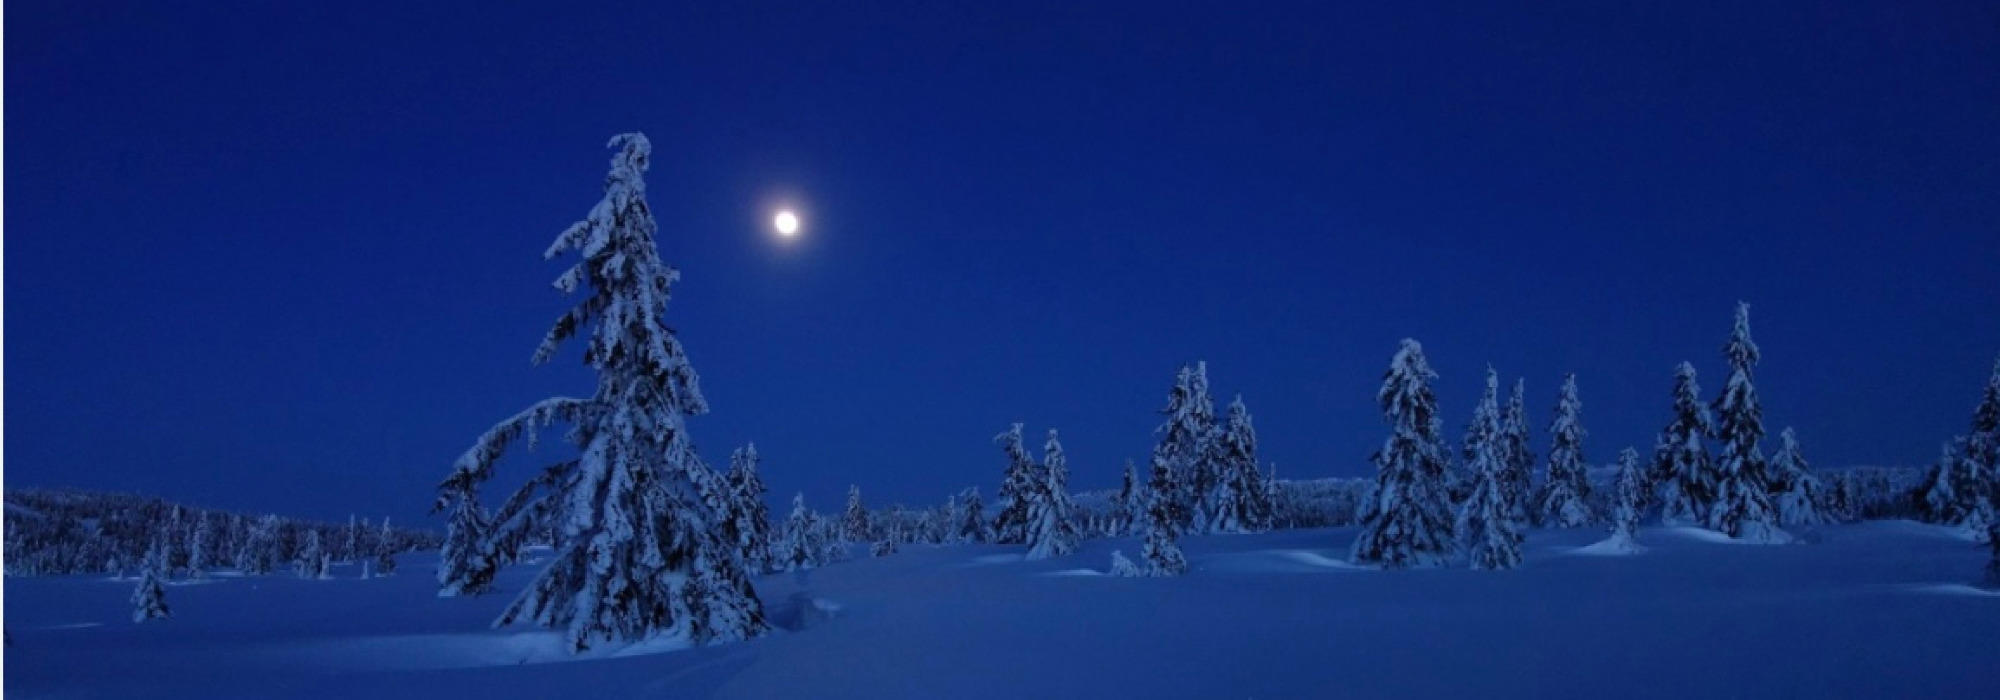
[963,553,1022,566]
[1042,568,1105,577]
[1274,550,1373,569]
[1570,534,1646,556]
[1204,549,1374,573]
[1660,526,1794,545]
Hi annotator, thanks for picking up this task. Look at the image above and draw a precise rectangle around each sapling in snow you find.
[131,537,170,623]
[1606,447,1647,552]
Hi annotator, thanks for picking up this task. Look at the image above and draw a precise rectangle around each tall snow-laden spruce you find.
[842,485,869,543]
[1457,368,1522,570]
[1350,339,1456,568]
[1706,302,1782,541]
[446,134,764,652]
[1607,447,1646,550]
[725,444,774,573]
[1208,395,1273,533]
[1652,362,1714,525]
[1182,362,1223,532]
[992,423,1041,544]
[1499,378,1534,522]
[1024,430,1081,560]
[1538,374,1593,527]
[1769,427,1828,527]
[1137,458,1189,576]
[434,468,497,596]
[1454,368,1503,508]
[1150,364,1210,535]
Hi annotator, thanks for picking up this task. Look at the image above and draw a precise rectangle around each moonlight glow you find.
[773,210,800,237]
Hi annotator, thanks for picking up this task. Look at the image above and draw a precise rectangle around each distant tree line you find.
[3,488,437,578]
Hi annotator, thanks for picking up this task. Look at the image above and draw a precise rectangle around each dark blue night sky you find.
[7,2,1997,527]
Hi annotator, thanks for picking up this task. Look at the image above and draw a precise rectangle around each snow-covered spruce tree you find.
[132,536,170,623]
[991,423,1042,544]
[1961,356,2000,508]
[815,515,851,564]
[375,517,399,576]
[1823,471,1861,523]
[188,513,214,578]
[1607,447,1647,549]
[1183,362,1224,532]
[777,493,818,571]
[1454,368,1503,509]
[1706,302,1782,541]
[933,494,958,544]
[1537,374,1594,528]
[1499,378,1535,522]
[956,487,991,543]
[1138,459,1189,576]
[342,514,359,563]
[449,134,764,650]
[1920,358,2000,526]
[1350,340,1457,568]
[1652,362,1715,526]
[434,467,497,597]
[1107,460,1139,536]
[355,517,377,578]
[1263,464,1287,529]
[1457,370,1522,570]
[1024,430,1081,560]
[842,485,870,543]
[237,514,279,575]
[294,529,329,580]
[1150,364,1212,535]
[1208,395,1273,533]
[725,444,775,573]
[1769,427,1828,527]
[163,506,188,576]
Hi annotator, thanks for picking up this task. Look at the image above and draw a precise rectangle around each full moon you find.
[773,210,800,237]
